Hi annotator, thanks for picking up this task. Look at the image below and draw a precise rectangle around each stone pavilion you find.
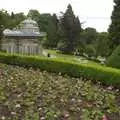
[2,18,46,55]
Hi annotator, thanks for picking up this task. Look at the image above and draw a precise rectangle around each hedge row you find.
[0,52,120,87]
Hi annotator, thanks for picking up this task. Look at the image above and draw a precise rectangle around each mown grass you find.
[0,63,120,120]
[44,49,94,64]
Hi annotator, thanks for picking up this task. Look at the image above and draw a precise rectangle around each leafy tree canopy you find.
[27,9,40,22]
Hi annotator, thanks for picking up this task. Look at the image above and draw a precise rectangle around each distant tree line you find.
[0,10,26,50]
[0,2,119,59]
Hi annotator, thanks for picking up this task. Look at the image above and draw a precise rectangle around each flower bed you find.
[0,63,120,119]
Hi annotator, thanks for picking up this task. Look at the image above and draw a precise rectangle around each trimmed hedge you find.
[107,45,120,69]
[0,52,120,87]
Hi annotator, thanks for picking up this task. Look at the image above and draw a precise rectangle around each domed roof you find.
[3,18,46,37]
[19,18,39,32]
[21,18,37,25]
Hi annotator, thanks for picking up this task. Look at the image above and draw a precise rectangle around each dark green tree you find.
[38,14,59,48]
[0,10,25,51]
[58,4,82,54]
[0,25,4,51]
[0,10,11,50]
[74,27,97,56]
[38,13,51,31]
[85,44,96,57]
[95,32,110,57]
[80,27,97,44]
[107,45,120,69]
[46,14,59,48]
[109,0,120,49]
[0,10,10,28]
[27,9,40,22]
[9,12,26,29]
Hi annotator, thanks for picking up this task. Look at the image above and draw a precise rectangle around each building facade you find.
[2,18,46,55]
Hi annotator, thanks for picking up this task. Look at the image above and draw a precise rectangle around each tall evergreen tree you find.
[109,0,120,49]
[59,4,82,54]
[47,14,59,48]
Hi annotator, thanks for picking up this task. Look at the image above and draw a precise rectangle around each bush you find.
[107,45,120,69]
[85,44,96,57]
[0,52,120,87]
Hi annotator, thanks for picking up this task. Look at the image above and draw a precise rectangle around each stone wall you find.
[1,38,42,55]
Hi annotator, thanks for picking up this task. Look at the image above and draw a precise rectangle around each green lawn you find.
[43,49,98,65]
[0,63,120,120]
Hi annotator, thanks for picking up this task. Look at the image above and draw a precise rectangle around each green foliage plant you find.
[0,52,120,87]
[107,45,120,69]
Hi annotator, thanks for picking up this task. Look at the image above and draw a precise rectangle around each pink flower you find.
[64,111,69,118]
[102,115,108,120]
[40,117,45,120]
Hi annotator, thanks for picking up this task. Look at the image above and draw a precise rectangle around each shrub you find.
[85,44,96,57]
[107,45,120,69]
[0,52,120,87]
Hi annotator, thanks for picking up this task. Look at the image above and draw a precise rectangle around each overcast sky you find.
[0,0,114,32]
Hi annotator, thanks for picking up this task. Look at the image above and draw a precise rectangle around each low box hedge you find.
[0,52,120,87]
